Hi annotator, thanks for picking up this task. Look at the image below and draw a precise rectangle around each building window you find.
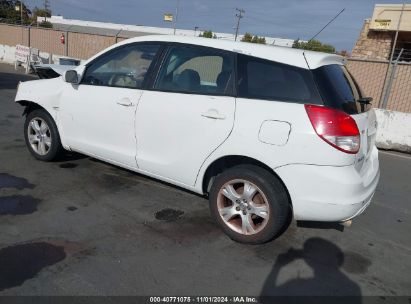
[392,33,411,62]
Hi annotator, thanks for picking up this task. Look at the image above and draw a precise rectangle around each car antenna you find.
[308,8,345,42]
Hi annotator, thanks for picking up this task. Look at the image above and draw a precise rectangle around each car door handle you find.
[117,98,133,107]
[201,109,226,120]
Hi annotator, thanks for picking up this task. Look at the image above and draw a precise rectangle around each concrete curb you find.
[375,109,411,154]
[0,44,17,64]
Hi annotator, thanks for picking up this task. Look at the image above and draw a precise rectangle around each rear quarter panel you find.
[195,98,357,191]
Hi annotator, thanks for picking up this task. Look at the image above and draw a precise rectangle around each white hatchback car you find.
[15,35,380,244]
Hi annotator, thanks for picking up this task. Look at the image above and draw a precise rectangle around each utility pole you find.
[21,1,23,43]
[44,0,50,22]
[388,2,406,69]
[173,0,180,35]
[234,8,245,41]
[380,1,406,108]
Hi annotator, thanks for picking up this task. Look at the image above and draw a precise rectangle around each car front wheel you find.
[209,165,291,244]
[24,109,63,161]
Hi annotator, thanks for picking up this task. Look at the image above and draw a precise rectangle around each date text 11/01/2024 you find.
[149,297,258,303]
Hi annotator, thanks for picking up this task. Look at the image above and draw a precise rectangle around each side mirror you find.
[64,70,79,84]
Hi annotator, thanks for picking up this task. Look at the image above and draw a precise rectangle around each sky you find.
[26,0,406,51]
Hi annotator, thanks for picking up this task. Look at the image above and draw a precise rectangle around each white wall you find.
[375,109,411,153]
[43,15,295,47]
[0,43,79,68]
[0,44,17,64]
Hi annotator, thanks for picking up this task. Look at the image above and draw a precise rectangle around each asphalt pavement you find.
[0,63,410,298]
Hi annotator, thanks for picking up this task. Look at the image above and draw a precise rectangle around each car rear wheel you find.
[209,165,291,244]
[24,109,63,161]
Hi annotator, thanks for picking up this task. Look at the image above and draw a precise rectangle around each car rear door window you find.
[312,64,369,114]
[82,44,161,89]
[154,45,235,96]
[237,54,321,104]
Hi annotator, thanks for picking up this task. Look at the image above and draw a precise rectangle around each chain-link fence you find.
[1,23,410,113]
[347,56,411,113]
[0,23,134,60]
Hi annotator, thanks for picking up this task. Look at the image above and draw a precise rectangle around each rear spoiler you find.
[303,51,344,70]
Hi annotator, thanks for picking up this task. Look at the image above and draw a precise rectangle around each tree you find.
[252,35,266,44]
[0,1,53,26]
[38,20,52,28]
[30,6,53,26]
[292,39,335,54]
[199,30,216,39]
[241,33,266,44]
[241,32,253,42]
[0,0,31,24]
[31,7,51,22]
[336,50,350,57]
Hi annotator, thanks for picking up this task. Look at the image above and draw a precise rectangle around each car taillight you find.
[305,104,360,154]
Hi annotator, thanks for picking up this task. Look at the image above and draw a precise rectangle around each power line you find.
[234,8,244,41]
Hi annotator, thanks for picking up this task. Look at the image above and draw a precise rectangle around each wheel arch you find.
[22,101,65,161]
[17,100,66,148]
[17,100,47,116]
[200,155,292,207]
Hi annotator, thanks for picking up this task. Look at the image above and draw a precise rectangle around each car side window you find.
[154,45,234,96]
[82,44,161,89]
[237,54,320,104]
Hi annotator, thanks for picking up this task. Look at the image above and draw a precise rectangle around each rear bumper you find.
[275,148,380,222]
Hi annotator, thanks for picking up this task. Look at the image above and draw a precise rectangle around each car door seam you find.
[193,98,237,188]
[134,90,145,169]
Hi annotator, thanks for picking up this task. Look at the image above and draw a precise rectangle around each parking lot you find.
[0,63,410,297]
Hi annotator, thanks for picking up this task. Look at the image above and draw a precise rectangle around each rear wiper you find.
[357,97,373,105]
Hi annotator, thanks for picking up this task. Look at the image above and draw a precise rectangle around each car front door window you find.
[82,44,160,89]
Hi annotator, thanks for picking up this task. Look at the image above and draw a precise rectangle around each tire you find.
[24,109,63,161]
[209,165,291,244]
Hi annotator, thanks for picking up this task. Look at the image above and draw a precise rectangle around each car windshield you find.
[312,64,370,114]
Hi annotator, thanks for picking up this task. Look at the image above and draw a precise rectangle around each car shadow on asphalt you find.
[57,151,88,162]
[87,157,207,198]
[296,221,345,232]
[260,237,362,302]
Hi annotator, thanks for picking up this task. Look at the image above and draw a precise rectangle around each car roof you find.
[85,35,344,70]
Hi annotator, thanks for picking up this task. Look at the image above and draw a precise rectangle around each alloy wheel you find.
[27,117,52,156]
[217,179,270,235]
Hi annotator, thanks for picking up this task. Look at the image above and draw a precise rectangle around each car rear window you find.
[312,64,369,114]
[237,54,322,104]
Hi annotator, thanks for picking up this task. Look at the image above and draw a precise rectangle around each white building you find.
[39,16,295,48]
